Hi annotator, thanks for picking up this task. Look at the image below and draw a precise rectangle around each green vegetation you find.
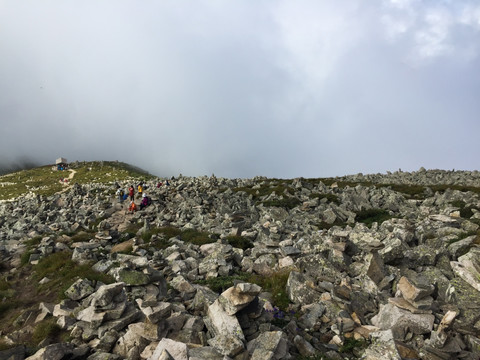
[70,231,95,243]
[225,235,254,250]
[315,219,348,230]
[0,161,153,200]
[141,226,216,249]
[295,355,332,360]
[317,177,480,200]
[34,251,115,300]
[261,197,301,209]
[0,300,16,319]
[20,251,33,266]
[196,272,251,293]
[250,270,292,310]
[339,337,367,354]
[233,180,295,201]
[196,269,292,311]
[309,193,340,204]
[447,230,480,254]
[450,200,480,219]
[31,318,62,346]
[355,208,392,228]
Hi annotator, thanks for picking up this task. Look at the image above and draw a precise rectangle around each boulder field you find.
[0,169,480,359]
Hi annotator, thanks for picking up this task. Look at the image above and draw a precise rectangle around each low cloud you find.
[0,1,479,178]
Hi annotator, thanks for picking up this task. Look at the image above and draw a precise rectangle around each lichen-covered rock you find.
[64,278,95,301]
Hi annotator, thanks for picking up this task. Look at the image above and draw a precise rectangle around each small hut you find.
[55,157,68,171]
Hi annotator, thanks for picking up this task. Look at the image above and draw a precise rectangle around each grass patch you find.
[143,226,217,249]
[31,318,62,346]
[0,300,16,319]
[0,161,153,200]
[447,230,480,245]
[180,229,214,246]
[233,180,295,201]
[20,250,33,266]
[339,337,367,354]
[195,272,251,293]
[24,236,43,247]
[250,270,292,311]
[70,231,95,242]
[34,251,115,300]
[125,223,143,238]
[355,208,392,228]
[0,278,14,299]
[315,219,348,230]
[309,193,340,204]
[88,216,107,231]
[225,235,253,250]
[450,200,480,219]
[196,270,292,311]
[261,197,301,210]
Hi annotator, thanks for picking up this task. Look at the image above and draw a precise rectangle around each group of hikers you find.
[115,179,170,213]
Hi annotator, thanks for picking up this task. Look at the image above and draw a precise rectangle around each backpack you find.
[120,189,124,196]
[146,197,152,206]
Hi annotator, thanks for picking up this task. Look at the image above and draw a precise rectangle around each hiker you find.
[139,193,150,210]
[128,185,135,201]
[137,183,143,198]
[128,201,137,213]
[116,187,125,202]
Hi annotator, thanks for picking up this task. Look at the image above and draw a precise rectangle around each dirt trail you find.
[58,169,77,194]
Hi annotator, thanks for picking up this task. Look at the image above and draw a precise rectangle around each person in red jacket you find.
[128,185,135,201]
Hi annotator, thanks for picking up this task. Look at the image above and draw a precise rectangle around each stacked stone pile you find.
[0,169,480,359]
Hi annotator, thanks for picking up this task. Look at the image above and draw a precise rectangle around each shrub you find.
[262,197,301,209]
[34,251,115,299]
[180,229,214,246]
[355,208,392,228]
[339,337,367,354]
[316,220,347,230]
[249,270,292,310]
[31,318,62,345]
[20,250,33,266]
[196,272,251,293]
[70,231,95,242]
[0,300,15,319]
[25,236,43,247]
[309,193,340,204]
[225,235,253,250]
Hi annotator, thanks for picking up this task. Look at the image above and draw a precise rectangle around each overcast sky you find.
[1,0,479,178]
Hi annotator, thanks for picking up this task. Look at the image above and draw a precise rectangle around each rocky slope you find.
[0,168,480,359]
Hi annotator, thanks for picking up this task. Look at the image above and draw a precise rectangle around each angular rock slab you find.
[207,333,245,357]
[91,282,125,309]
[204,299,245,341]
[371,303,434,339]
[286,271,322,305]
[64,278,95,301]
[397,276,435,302]
[248,331,288,360]
[148,338,188,360]
[451,248,480,293]
[218,282,261,315]
[361,329,402,360]
[25,343,74,360]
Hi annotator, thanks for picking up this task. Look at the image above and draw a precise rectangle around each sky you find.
[0,0,479,179]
